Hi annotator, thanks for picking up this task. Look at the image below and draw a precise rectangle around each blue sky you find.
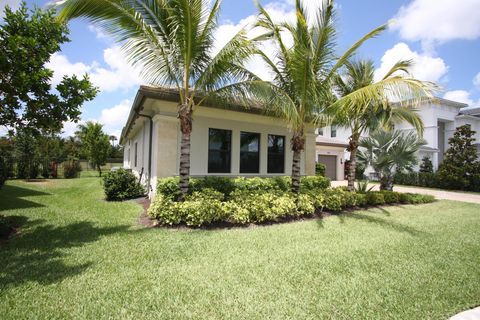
[2,0,480,137]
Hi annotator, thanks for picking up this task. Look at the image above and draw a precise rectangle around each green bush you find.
[300,176,330,191]
[354,193,368,207]
[315,163,326,176]
[191,176,236,197]
[380,191,400,204]
[102,169,145,201]
[63,158,82,178]
[148,194,180,225]
[150,176,435,227]
[398,193,435,204]
[179,189,225,226]
[366,192,385,206]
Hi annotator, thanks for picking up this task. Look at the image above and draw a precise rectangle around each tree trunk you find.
[97,164,102,177]
[291,131,305,194]
[347,135,359,192]
[379,174,393,191]
[178,103,193,201]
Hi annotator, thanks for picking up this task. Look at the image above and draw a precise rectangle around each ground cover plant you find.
[0,177,479,319]
[148,176,435,227]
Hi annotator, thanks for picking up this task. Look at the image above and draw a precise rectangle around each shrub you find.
[323,189,344,211]
[148,194,181,225]
[232,177,281,193]
[63,158,82,178]
[296,194,316,216]
[300,175,330,191]
[380,191,400,204]
[366,192,385,206]
[190,176,236,196]
[315,163,326,176]
[354,193,368,207]
[179,189,225,226]
[102,169,145,201]
[156,177,181,199]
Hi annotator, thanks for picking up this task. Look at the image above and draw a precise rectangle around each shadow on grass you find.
[0,184,50,212]
[0,216,140,290]
[336,209,426,236]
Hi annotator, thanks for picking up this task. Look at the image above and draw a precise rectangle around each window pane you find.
[267,134,285,173]
[331,126,337,138]
[208,128,232,173]
[240,132,260,173]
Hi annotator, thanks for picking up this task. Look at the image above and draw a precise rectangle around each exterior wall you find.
[124,99,316,197]
[123,118,151,186]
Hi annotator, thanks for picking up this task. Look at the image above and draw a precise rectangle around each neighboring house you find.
[120,86,316,198]
[316,98,480,180]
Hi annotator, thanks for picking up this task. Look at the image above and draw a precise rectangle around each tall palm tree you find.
[331,59,433,191]
[57,0,258,199]
[244,0,389,193]
[357,130,426,190]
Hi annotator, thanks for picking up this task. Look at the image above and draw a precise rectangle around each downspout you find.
[136,112,153,196]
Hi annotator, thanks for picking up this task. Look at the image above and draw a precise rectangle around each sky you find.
[2,0,480,138]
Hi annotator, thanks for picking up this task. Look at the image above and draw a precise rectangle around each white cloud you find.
[443,90,473,105]
[46,46,142,92]
[375,43,448,83]
[98,99,131,138]
[61,120,80,137]
[474,72,480,90]
[392,0,480,51]
[0,0,20,18]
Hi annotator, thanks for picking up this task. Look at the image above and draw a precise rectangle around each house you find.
[316,98,480,180]
[120,86,316,198]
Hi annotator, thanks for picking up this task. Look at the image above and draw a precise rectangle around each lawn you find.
[1,177,479,319]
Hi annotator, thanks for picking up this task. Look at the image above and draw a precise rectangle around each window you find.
[208,128,232,173]
[134,142,138,167]
[331,126,337,138]
[267,134,285,173]
[240,132,260,173]
[318,127,324,136]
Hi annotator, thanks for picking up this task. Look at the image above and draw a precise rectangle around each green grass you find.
[1,178,479,319]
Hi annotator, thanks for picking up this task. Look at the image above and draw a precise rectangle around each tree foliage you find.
[0,2,98,134]
[436,125,480,190]
[76,122,111,176]
[57,0,258,199]
[358,130,426,190]
[419,156,433,173]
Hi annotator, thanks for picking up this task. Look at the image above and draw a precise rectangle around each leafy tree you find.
[419,156,433,173]
[0,2,98,134]
[76,122,111,176]
[331,59,434,191]
[37,134,67,178]
[15,129,41,179]
[357,130,426,191]
[57,0,258,199]
[436,125,480,190]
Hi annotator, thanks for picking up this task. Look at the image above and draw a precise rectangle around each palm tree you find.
[244,0,389,193]
[357,130,426,191]
[331,59,433,191]
[57,0,258,199]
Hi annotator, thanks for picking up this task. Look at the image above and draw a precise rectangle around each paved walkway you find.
[450,307,480,320]
[330,181,480,204]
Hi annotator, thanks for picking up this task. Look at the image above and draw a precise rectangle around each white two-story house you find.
[316,98,480,180]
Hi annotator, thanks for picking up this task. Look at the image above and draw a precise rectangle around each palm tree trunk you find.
[291,131,305,194]
[178,103,193,201]
[348,141,358,191]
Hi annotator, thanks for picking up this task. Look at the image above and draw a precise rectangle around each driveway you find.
[331,180,480,204]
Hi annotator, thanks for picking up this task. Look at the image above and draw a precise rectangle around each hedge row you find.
[148,178,435,227]
[156,175,330,200]
[394,171,480,192]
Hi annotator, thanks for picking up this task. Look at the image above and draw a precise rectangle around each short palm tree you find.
[331,59,434,191]
[57,0,258,199]
[357,130,426,190]
[248,0,388,193]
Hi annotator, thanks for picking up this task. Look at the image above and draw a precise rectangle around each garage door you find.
[318,155,337,180]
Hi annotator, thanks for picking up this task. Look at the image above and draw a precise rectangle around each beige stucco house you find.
[120,86,316,198]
